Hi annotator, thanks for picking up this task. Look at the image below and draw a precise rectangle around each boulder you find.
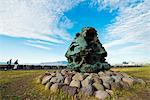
[103,82,111,90]
[61,69,71,75]
[106,89,114,96]
[98,71,105,76]
[56,72,62,76]
[119,81,129,89]
[64,72,74,78]
[62,86,77,96]
[104,70,114,76]
[135,79,146,85]
[121,72,131,78]
[111,75,122,83]
[122,77,134,86]
[95,90,110,100]
[45,82,53,90]
[64,77,72,85]
[100,76,115,84]
[93,82,104,91]
[72,73,86,81]
[80,85,94,96]
[93,77,103,84]
[70,80,81,88]
[45,71,51,75]
[81,78,93,87]
[42,75,52,85]
[50,83,63,92]
[110,82,122,90]
[50,75,64,83]
[51,73,56,77]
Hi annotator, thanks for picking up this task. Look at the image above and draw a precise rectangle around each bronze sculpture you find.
[65,27,111,73]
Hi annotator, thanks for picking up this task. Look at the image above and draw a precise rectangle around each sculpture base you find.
[67,62,112,73]
[36,69,145,100]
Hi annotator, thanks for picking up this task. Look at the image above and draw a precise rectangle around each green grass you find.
[111,66,150,100]
[0,66,150,100]
[111,66,150,79]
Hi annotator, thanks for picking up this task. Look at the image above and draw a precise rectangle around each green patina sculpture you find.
[65,27,111,73]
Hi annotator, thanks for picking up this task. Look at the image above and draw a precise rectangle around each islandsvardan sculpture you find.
[65,27,111,73]
[36,27,145,99]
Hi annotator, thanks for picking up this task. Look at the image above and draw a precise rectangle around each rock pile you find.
[36,69,145,100]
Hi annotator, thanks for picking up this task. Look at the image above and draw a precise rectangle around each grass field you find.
[0,66,150,100]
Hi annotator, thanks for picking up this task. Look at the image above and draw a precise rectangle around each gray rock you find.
[90,73,99,78]
[84,73,90,76]
[50,83,63,92]
[106,89,114,96]
[122,77,134,86]
[51,73,56,77]
[119,81,129,89]
[93,82,104,91]
[110,82,122,90]
[86,74,93,80]
[114,72,124,77]
[100,76,115,84]
[50,75,64,83]
[61,69,70,75]
[103,82,110,90]
[45,82,53,90]
[81,78,93,87]
[64,72,74,78]
[81,84,94,96]
[111,75,122,83]
[70,80,81,88]
[98,71,105,76]
[42,75,52,85]
[95,90,110,100]
[93,77,103,84]
[135,79,146,85]
[72,73,86,81]
[56,72,62,76]
[45,71,51,75]
[104,70,114,76]
[86,73,100,81]
[64,77,72,85]
[62,86,77,96]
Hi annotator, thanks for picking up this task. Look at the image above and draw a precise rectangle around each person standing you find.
[13,59,18,70]
[7,59,12,69]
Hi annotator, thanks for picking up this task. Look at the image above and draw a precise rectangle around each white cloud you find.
[92,0,150,63]
[24,42,51,50]
[0,0,84,46]
[26,40,57,46]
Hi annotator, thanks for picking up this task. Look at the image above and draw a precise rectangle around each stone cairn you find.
[36,27,145,100]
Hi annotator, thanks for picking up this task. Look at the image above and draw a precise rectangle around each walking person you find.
[13,59,19,70]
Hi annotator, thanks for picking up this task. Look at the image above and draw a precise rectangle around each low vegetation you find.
[0,66,150,100]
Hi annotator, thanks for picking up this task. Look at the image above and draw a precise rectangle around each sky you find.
[0,0,150,64]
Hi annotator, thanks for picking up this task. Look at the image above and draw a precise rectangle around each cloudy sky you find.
[0,0,150,64]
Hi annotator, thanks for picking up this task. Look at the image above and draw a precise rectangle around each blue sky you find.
[0,0,150,64]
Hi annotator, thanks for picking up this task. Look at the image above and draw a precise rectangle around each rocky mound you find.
[36,69,145,100]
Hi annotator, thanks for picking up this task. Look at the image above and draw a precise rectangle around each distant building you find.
[122,61,136,66]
